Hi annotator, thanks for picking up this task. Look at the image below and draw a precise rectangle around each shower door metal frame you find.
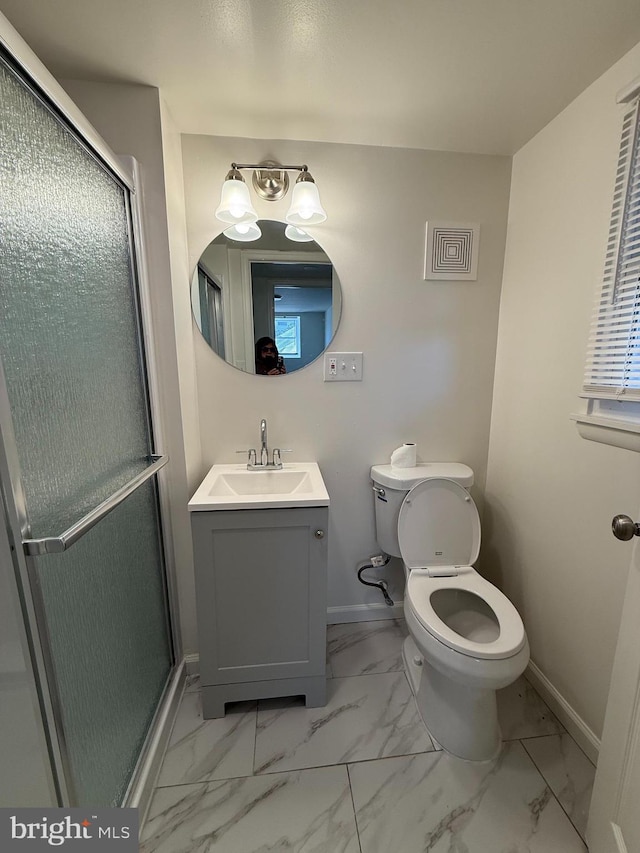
[0,18,182,808]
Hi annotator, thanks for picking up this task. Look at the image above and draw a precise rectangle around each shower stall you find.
[0,23,180,808]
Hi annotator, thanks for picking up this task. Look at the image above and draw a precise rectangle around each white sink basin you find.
[188,462,330,511]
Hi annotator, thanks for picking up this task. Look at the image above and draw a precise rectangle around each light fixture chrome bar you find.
[232,162,309,172]
[22,455,169,556]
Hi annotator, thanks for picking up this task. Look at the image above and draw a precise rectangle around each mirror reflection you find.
[192,220,342,375]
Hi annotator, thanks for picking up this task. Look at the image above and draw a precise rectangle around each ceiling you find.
[1,0,640,155]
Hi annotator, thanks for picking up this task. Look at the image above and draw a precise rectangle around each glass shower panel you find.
[37,482,170,807]
[0,56,172,805]
[0,60,150,538]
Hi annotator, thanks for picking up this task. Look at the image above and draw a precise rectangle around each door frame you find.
[239,249,331,371]
[587,528,640,851]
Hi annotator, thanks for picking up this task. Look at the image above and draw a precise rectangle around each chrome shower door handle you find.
[22,455,169,556]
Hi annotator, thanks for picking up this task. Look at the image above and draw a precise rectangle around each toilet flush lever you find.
[612,514,640,541]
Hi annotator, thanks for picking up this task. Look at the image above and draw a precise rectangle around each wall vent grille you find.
[424,222,480,280]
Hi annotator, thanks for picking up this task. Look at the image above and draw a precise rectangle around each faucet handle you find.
[272,448,292,467]
[236,449,257,467]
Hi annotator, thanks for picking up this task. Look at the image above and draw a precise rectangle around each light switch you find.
[324,352,363,381]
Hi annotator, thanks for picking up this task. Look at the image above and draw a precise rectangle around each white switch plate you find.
[324,352,363,381]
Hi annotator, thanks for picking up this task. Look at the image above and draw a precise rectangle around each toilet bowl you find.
[370,463,529,761]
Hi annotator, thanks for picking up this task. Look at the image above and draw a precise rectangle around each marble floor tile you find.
[497,676,564,740]
[327,619,408,677]
[349,741,587,853]
[522,733,595,840]
[254,672,434,774]
[156,692,256,786]
[140,765,359,853]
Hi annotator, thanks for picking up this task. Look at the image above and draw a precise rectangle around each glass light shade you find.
[215,178,258,225]
[285,224,314,242]
[286,180,327,226]
[223,222,262,242]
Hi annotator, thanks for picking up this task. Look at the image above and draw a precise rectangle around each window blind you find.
[583,99,640,399]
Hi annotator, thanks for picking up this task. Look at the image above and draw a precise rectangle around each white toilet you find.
[370,462,529,761]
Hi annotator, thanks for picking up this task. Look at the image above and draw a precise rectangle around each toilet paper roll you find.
[390,443,417,468]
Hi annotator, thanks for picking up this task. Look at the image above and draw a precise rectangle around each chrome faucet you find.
[260,418,268,466]
[236,418,292,469]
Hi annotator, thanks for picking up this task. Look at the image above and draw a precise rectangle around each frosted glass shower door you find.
[0,54,172,806]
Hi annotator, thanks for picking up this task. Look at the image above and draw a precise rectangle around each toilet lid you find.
[398,478,481,570]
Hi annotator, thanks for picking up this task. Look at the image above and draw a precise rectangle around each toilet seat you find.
[406,568,527,660]
[398,477,525,660]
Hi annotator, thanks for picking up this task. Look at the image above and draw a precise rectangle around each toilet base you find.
[403,636,502,761]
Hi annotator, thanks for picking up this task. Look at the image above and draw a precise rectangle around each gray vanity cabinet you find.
[191,506,328,718]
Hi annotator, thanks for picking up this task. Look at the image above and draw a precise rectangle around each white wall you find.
[60,81,201,655]
[182,135,512,622]
[485,41,640,740]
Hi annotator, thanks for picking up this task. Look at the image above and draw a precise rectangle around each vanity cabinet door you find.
[192,507,328,687]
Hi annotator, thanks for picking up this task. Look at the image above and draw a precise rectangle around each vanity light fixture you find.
[215,161,327,236]
[223,222,262,242]
[215,166,258,224]
[285,171,327,226]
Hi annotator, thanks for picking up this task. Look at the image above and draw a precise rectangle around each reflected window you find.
[275,315,301,358]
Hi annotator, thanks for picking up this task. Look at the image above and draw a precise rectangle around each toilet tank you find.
[370,463,474,558]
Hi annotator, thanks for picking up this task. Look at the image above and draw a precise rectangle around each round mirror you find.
[191,220,342,375]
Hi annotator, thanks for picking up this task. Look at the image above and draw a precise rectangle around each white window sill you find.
[571,413,640,452]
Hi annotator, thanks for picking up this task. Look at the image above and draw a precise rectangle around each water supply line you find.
[357,554,394,606]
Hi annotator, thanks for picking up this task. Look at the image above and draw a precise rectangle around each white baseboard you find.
[327,601,405,624]
[525,661,600,765]
[184,653,200,676]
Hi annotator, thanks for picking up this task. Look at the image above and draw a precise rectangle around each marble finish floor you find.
[142,619,595,852]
